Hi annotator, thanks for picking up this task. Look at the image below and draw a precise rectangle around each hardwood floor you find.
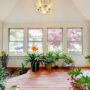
[6,68,90,90]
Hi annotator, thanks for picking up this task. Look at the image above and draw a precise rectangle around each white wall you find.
[88,22,90,54]
[0,23,2,51]
[2,22,89,67]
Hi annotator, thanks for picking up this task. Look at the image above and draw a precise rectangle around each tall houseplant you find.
[45,52,55,70]
[24,47,41,72]
[54,51,60,69]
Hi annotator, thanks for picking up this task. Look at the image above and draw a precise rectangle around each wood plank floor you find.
[6,68,90,90]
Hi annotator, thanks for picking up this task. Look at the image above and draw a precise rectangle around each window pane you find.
[29,29,42,41]
[9,42,23,55]
[48,42,62,52]
[48,29,62,41]
[28,42,43,53]
[68,42,82,54]
[10,29,24,41]
[67,29,82,41]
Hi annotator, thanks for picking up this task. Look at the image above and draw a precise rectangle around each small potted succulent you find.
[60,53,74,68]
[0,67,8,90]
[54,51,60,69]
[45,52,55,70]
[68,68,90,90]
[24,47,41,72]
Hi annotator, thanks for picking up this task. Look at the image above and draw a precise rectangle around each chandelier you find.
[35,0,53,15]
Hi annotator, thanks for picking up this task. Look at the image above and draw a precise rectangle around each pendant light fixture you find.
[35,0,53,15]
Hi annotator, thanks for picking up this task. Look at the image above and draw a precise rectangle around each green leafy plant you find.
[23,53,41,72]
[60,53,74,64]
[25,53,41,66]
[68,69,90,89]
[0,67,8,82]
[68,68,82,77]
[45,52,55,64]
[21,62,25,70]
[85,55,90,62]
[0,67,8,90]
[78,76,90,87]
[54,51,60,61]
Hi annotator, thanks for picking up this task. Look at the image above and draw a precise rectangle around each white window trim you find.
[7,27,84,56]
[28,28,44,54]
[8,28,25,56]
[67,28,83,55]
[47,28,63,52]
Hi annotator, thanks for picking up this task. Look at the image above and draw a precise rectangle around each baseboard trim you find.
[6,66,90,70]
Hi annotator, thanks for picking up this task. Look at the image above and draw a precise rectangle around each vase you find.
[31,61,40,72]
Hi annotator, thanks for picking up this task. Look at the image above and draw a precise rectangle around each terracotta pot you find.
[73,87,80,90]
[45,64,52,70]
[1,51,4,56]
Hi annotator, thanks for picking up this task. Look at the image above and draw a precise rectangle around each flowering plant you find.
[23,47,41,72]
[25,47,40,64]
[68,69,90,90]
[32,47,38,51]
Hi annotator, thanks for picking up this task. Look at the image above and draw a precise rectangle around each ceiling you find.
[0,0,90,23]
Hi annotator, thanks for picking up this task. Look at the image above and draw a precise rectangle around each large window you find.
[9,29,24,55]
[67,28,82,54]
[48,29,63,52]
[8,27,83,55]
[28,29,43,53]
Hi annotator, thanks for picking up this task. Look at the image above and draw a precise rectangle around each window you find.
[67,28,82,54]
[9,29,24,55]
[8,27,83,55]
[28,29,43,53]
[48,29,63,52]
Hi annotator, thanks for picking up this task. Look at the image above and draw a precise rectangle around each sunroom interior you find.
[0,0,90,90]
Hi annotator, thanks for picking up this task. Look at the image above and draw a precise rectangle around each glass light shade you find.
[35,0,53,15]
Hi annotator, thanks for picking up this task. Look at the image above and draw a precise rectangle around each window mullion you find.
[24,28,28,55]
[43,28,48,55]
[62,28,67,53]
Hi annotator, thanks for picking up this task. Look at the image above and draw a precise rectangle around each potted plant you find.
[45,52,55,70]
[24,47,41,72]
[60,53,74,69]
[20,62,27,75]
[0,67,8,90]
[54,51,60,69]
[68,68,90,90]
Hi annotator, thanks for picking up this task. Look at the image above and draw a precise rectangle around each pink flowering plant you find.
[68,68,90,90]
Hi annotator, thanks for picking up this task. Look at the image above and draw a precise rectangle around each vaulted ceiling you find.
[0,0,90,23]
